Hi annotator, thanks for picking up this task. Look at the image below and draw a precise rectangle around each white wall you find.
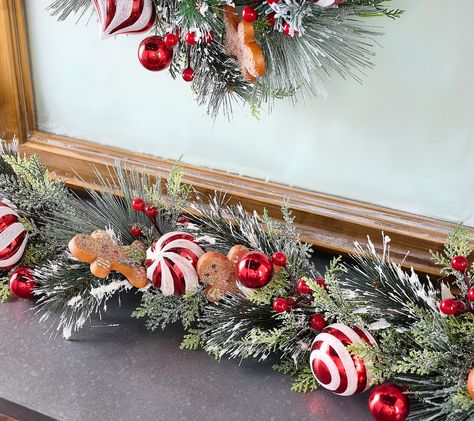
[25,0,474,225]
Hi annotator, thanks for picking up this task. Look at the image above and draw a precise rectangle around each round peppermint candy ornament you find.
[310,323,377,396]
[146,232,205,296]
[0,202,27,270]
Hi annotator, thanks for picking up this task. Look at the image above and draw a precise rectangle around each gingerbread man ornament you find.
[224,5,266,81]
[68,230,148,289]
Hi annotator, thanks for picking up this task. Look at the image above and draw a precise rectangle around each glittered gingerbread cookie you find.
[224,5,265,81]
[197,245,249,302]
[68,230,148,289]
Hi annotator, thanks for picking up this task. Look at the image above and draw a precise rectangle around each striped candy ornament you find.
[146,232,205,296]
[310,323,377,396]
[92,0,156,39]
[0,202,27,270]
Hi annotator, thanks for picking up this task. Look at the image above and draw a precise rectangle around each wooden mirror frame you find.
[1,0,469,276]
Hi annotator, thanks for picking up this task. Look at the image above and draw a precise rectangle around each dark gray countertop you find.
[0,254,372,421]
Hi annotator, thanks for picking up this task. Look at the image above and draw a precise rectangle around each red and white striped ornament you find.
[0,202,27,270]
[92,0,156,39]
[145,232,205,296]
[313,0,345,7]
[310,323,377,396]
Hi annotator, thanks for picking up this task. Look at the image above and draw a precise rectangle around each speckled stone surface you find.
[0,253,371,421]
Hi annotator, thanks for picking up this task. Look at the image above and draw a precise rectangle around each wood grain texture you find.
[3,1,472,278]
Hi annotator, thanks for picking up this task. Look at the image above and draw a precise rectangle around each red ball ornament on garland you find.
[267,0,279,3]
[146,231,205,296]
[468,287,474,302]
[283,22,298,37]
[9,267,37,300]
[164,33,179,47]
[236,251,274,289]
[0,202,28,270]
[310,314,327,330]
[439,298,466,315]
[297,279,312,295]
[368,384,410,421]
[145,205,158,219]
[242,6,258,22]
[450,255,469,272]
[138,36,173,71]
[131,197,146,212]
[271,252,287,267]
[185,31,197,45]
[182,67,195,82]
[130,226,143,237]
[267,13,276,27]
[310,323,377,396]
[273,298,288,313]
[315,277,328,289]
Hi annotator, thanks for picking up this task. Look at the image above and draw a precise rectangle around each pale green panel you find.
[25,1,474,225]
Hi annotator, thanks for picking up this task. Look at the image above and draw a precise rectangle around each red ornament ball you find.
[0,202,28,270]
[273,298,288,313]
[297,279,312,295]
[131,197,146,212]
[468,287,474,302]
[164,33,179,47]
[286,297,297,309]
[310,323,377,396]
[9,267,37,300]
[271,252,287,267]
[315,277,328,289]
[242,6,258,22]
[368,384,410,421]
[450,255,469,272]
[236,251,274,289]
[145,205,158,219]
[130,226,143,237]
[185,31,197,45]
[146,232,205,295]
[267,13,276,27]
[439,298,465,315]
[310,314,327,330]
[283,22,298,37]
[182,67,195,82]
[267,0,279,3]
[138,36,173,71]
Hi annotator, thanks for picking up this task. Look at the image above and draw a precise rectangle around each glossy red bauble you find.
[368,384,410,421]
[9,267,37,300]
[310,314,327,330]
[297,279,312,295]
[131,197,146,211]
[242,6,258,22]
[267,0,279,3]
[164,33,179,47]
[236,252,274,288]
[286,297,297,309]
[130,226,143,237]
[138,36,173,71]
[450,255,469,272]
[267,13,276,27]
[315,277,328,289]
[273,298,288,313]
[439,298,465,315]
[468,287,474,302]
[182,67,195,82]
[185,31,197,45]
[145,205,159,219]
[283,22,298,37]
[271,252,287,267]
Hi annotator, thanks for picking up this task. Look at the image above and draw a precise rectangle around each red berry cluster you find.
[131,197,162,237]
[270,252,327,331]
[439,255,473,316]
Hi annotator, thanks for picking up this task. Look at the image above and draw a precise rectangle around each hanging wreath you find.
[48,0,403,117]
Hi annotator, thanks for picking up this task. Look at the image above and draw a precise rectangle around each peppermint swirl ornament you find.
[0,202,28,270]
[92,0,156,39]
[146,232,205,296]
[310,323,377,396]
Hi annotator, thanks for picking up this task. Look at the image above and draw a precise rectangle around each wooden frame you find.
[1,0,471,276]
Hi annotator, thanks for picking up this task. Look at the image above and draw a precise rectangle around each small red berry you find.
[267,0,279,3]
[182,67,195,82]
[310,314,327,330]
[273,298,289,313]
[296,279,312,295]
[203,31,213,44]
[164,33,179,47]
[185,31,197,45]
[242,6,258,22]
[267,13,276,27]
[450,255,469,272]
[468,287,474,301]
[130,226,143,237]
[315,277,328,289]
[286,298,297,309]
[272,252,287,267]
[439,298,465,315]
[131,197,146,212]
[283,22,298,37]
[145,205,158,219]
